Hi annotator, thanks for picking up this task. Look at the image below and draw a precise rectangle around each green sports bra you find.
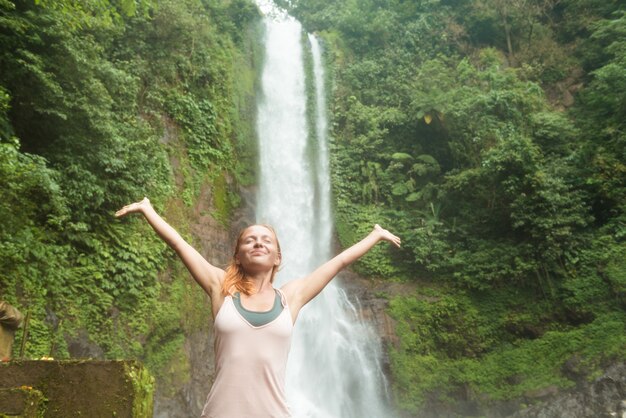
[232,290,283,327]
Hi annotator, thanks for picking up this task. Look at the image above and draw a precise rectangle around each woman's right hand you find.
[115,197,152,218]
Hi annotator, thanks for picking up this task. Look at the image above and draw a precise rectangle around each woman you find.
[116,197,401,418]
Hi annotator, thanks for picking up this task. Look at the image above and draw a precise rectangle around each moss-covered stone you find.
[0,360,153,418]
[0,387,46,418]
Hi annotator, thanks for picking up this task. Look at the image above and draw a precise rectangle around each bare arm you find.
[282,224,400,320]
[115,198,224,300]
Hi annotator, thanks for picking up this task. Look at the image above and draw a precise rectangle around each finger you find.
[115,207,129,217]
[115,203,136,217]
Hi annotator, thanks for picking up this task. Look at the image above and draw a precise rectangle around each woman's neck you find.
[246,271,274,294]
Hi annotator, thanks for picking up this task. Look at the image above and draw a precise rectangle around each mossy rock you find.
[0,360,153,418]
[0,387,46,418]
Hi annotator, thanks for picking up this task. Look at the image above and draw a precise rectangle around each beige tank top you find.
[201,289,293,418]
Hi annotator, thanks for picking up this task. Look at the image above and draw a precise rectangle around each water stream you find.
[254,3,393,417]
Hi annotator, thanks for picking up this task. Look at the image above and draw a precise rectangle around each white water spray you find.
[255,3,394,417]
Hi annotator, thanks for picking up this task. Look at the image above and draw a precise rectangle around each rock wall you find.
[337,272,407,376]
[509,363,626,418]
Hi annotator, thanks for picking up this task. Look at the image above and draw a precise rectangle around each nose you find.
[253,240,264,247]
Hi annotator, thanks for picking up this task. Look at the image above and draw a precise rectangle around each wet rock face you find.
[66,329,105,359]
[509,363,626,418]
[337,272,418,374]
[153,328,215,418]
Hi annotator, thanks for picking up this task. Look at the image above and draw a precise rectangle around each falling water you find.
[255,3,394,417]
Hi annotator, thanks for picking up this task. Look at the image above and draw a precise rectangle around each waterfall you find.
[254,3,394,418]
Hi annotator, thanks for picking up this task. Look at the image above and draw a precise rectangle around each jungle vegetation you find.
[1,0,625,414]
[0,0,260,382]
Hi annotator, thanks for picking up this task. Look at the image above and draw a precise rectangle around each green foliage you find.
[126,361,155,418]
[211,171,240,226]
[165,92,232,171]
[33,0,154,29]
[0,86,12,141]
[390,289,626,410]
[0,0,259,391]
[571,11,626,226]
[389,291,494,359]
[335,203,404,277]
[461,312,626,400]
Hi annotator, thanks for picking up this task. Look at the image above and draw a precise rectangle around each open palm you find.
[115,197,151,218]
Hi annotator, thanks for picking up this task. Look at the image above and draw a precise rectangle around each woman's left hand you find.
[374,224,401,248]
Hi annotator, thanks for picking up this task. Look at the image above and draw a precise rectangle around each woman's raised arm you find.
[115,198,224,299]
[282,224,400,321]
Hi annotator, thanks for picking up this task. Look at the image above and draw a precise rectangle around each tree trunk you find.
[502,15,516,66]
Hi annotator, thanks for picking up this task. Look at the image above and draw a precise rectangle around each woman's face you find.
[235,225,281,272]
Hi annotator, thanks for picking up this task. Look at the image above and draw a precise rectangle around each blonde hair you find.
[221,224,281,296]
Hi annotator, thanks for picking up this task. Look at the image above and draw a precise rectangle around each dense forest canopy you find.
[1,0,625,415]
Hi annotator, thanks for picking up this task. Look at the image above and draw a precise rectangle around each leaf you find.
[392,152,414,162]
[392,182,409,196]
[406,192,421,202]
